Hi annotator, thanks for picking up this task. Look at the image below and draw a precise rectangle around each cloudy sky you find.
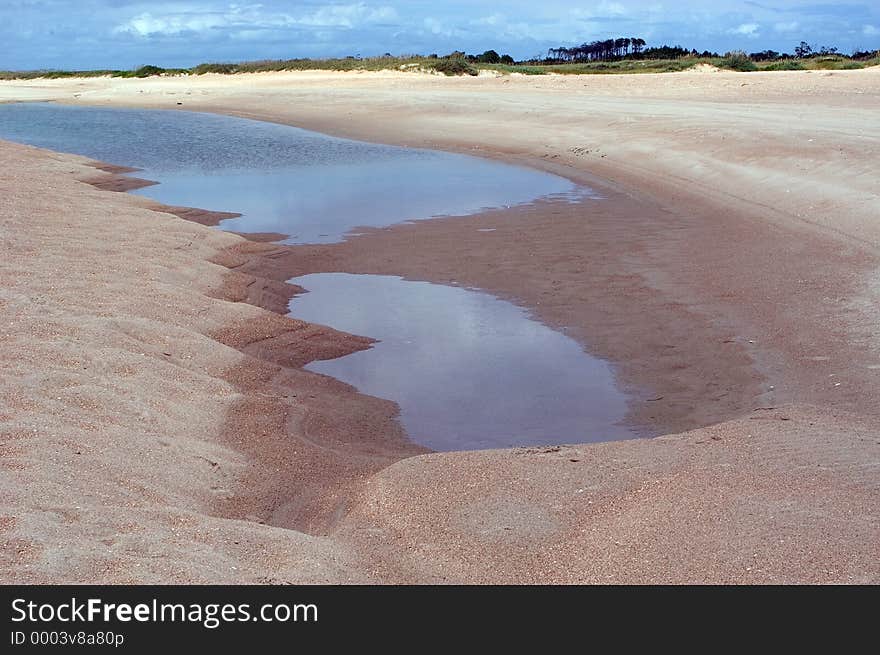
[4,1,879,70]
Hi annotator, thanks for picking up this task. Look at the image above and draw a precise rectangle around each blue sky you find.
[4,1,879,70]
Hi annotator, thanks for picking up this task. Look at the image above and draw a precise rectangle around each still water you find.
[0,102,634,450]
[0,103,594,244]
[289,274,635,451]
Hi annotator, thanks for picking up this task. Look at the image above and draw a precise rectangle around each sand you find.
[1,68,878,583]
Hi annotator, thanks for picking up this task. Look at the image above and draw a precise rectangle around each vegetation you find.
[0,38,877,80]
[810,56,863,70]
[0,64,191,80]
[527,58,707,74]
[192,55,430,74]
[0,69,115,80]
[763,59,805,71]
[191,62,239,75]
[432,56,478,76]
[757,55,875,71]
[547,37,649,62]
[721,51,757,72]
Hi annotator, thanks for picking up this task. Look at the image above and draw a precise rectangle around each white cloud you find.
[422,16,464,38]
[864,25,879,36]
[114,2,397,37]
[114,4,286,36]
[298,3,398,29]
[601,1,627,16]
[774,21,799,33]
[467,13,556,42]
[593,2,628,17]
[473,13,503,28]
[465,3,636,44]
[729,23,760,38]
[570,2,628,21]
[116,13,213,36]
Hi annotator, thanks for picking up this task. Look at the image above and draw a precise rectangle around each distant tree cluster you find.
[540,36,876,66]
[543,38,727,63]
[645,45,721,59]
[749,50,781,61]
[547,37,647,62]
[461,50,515,65]
[750,42,873,61]
[791,42,840,58]
[450,37,878,70]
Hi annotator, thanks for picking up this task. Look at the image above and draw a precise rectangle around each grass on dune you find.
[0,65,190,81]
[0,69,117,80]
[513,58,707,74]
[756,55,875,71]
[431,57,725,75]
[191,56,435,75]
[0,56,748,80]
[761,60,806,71]
[1,51,877,80]
[800,56,865,70]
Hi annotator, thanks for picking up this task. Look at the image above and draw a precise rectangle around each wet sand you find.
[1,69,879,583]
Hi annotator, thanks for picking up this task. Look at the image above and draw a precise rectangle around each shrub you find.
[433,57,478,76]
[811,56,851,69]
[721,51,757,71]
[476,49,501,64]
[192,63,239,75]
[133,65,166,77]
[764,59,804,71]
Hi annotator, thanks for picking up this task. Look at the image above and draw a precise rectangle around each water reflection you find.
[289,273,635,451]
[0,103,595,244]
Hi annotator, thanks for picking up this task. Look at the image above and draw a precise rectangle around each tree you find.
[794,41,813,58]
[133,65,166,77]
[476,49,501,64]
[547,36,650,63]
[631,38,646,57]
[500,54,515,65]
[750,50,780,62]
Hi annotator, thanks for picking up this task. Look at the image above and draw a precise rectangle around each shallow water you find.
[0,103,594,244]
[289,273,635,451]
[0,102,632,449]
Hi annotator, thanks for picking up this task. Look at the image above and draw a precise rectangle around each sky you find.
[3,1,879,70]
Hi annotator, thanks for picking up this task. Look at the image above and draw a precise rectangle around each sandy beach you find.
[1,68,878,583]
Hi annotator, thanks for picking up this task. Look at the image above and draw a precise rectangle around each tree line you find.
[547,37,648,62]
[542,37,877,64]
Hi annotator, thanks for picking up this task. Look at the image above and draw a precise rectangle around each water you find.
[289,274,635,451]
[0,103,594,244]
[0,102,632,450]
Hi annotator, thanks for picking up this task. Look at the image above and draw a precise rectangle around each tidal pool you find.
[0,102,630,449]
[0,103,595,244]
[289,273,635,451]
